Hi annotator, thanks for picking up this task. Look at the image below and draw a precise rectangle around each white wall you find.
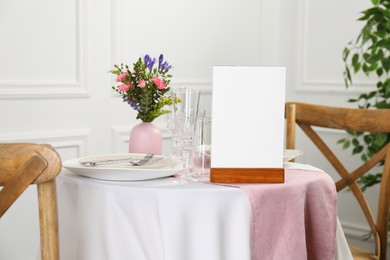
[0,0,387,259]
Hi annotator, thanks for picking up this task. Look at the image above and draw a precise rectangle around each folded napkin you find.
[212,166,337,260]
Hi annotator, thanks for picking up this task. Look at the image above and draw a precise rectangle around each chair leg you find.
[286,103,296,150]
[38,180,59,260]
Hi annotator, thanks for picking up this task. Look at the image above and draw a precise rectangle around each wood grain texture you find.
[285,102,390,260]
[210,168,284,183]
[0,143,62,260]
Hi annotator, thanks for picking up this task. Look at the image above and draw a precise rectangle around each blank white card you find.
[211,66,286,168]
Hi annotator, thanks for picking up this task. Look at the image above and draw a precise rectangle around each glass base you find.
[190,174,210,181]
[173,174,198,184]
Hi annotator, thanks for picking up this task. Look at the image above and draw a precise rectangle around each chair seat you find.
[350,245,378,260]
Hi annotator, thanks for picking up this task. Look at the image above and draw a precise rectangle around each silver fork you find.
[81,153,154,167]
[129,153,155,166]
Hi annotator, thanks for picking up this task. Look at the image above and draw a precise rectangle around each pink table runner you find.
[231,168,337,260]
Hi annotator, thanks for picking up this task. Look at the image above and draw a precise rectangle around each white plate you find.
[62,153,183,181]
[283,149,303,162]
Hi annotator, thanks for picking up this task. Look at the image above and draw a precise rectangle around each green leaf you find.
[375,100,389,108]
[385,82,390,98]
[344,77,350,88]
[363,63,369,74]
[343,139,351,149]
[361,7,380,16]
[342,47,350,61]
[353,145,364,154]
[382,58,390,72]
[353,62,361,73]
[367,91,377,99]
[352,53,360,65]
[358,93,368,100]
[346,67,352,81]
[377,40,390,50]
[371,0,378,5]
[377,81,383,88]
[383,79,390,94]
[362,31,372,44]
[376,67,384,76]
[364,134,374,144]
[337,138,346,144]
[363,53,370,62]
[358,14,370,21]
[358,173,382,192]
[375,30,387,38]
[367,53,382,64]
[367,62,379,72]
[373,133,388,146]
[347,130,359,136]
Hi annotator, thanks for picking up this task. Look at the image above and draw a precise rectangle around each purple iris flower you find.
[161,61,172,71]
[143,54,156,70]
[123,98,141,111]
[159,54,164,65]
[143,54,151,64]
[158,54,172,71]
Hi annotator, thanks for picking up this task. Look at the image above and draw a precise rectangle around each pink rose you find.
[138,79,146,88]
[118,83,130,92]
[151,77,166,89]
[116,72,128,82]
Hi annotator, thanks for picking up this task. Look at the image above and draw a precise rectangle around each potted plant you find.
[110,54,173,154]
[340,0,390,190]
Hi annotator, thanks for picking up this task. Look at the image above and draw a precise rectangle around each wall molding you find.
[296,0,376,94]
[341,221,390,246]
[0,129,90,158]
[110,0,124,66]
[110,0,218,97]
[342,221,371,239]
[296,84,376,95]
[0,0,88,99]
[259,0,282,65]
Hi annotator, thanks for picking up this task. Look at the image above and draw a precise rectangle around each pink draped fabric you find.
[232,169,337,260]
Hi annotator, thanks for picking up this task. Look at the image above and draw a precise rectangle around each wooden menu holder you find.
[210,66,286,184]
[210,168,285,183]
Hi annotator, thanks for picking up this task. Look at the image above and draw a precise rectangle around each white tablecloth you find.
[57,163,352,260]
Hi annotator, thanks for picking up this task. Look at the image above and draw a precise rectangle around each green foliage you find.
[341,0,390,190]
[109,54,173,123]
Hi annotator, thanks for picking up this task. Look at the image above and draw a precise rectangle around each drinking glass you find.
[167,87,187,159]
[191,116,211,180]
[172,88,200,184]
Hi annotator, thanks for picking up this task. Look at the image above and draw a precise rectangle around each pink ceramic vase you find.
[129,122,162,155]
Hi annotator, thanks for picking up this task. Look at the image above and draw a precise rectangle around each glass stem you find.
[182,151,190,176]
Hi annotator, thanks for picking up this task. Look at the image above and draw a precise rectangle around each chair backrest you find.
[0,143,62,260]
[285,102,390,260]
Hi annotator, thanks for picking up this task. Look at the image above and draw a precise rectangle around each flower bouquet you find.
[110,54,173,122]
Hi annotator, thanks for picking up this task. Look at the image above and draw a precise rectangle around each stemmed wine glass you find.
[172,88,200,184]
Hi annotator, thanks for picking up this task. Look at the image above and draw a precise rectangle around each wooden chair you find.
[285,102,390,260]
[0,143,62,260]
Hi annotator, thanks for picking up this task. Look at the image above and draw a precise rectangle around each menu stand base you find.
[210,168,285,183]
